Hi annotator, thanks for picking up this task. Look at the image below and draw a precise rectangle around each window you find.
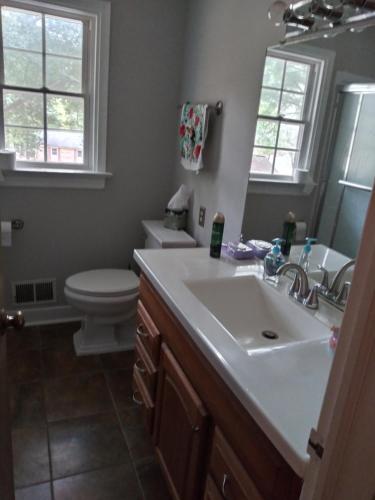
[250,49,324,181]
[0,0,110,188]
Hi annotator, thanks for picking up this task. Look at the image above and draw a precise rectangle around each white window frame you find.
[249,45,335,192]
[0,0,110,189]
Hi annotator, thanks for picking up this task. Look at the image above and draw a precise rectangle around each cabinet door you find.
[209,428,263,500]
[154,343,209,500]
[204,475,224,500]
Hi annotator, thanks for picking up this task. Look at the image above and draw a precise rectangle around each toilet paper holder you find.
[11,219,24,230]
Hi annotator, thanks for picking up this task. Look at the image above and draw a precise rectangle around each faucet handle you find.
[336,281,351,306]
[317,265,329,291]
[303,284,319,310]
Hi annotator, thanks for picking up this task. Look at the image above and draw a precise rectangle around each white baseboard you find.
[22,305,83,327]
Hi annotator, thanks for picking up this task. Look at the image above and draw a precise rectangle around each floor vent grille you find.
[12,279,56,305]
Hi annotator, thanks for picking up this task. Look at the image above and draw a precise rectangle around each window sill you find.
[0,167,112,189]
[248,176,317,196]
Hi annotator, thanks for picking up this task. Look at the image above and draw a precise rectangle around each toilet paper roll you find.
[0,150,16,170]
[295,221,307,243]
[1,221,12,247]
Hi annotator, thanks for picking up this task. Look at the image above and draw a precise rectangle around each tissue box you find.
[163,209,187,230]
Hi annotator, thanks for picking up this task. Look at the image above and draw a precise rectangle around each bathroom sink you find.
[184,275,330,354]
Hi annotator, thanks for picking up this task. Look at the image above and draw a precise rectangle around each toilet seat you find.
[65,269,139,298]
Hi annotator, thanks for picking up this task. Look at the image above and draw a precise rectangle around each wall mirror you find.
[241,22,375,299]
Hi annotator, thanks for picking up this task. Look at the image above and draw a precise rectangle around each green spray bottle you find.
[210,212,225,258]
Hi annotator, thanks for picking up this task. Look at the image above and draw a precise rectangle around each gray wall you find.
[0,0,187,308]
[242,28,375,243]
[172,0,284,246]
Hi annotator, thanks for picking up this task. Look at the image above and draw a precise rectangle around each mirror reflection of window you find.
[250,50,323,180]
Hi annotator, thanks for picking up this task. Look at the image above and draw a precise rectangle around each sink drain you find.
[262,330,279,340]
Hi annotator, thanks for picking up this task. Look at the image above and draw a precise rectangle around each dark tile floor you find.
[8,322,171,500]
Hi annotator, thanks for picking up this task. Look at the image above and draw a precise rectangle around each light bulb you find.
[268,0,288,26]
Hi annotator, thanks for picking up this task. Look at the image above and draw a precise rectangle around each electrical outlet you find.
[199,206,206,227]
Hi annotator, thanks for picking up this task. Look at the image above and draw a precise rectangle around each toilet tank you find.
[142,220,197,249]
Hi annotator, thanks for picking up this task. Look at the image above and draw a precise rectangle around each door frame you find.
[0,247,15,500]
[302,181,375,499]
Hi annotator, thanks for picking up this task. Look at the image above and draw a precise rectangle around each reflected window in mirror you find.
[250,49,327,182]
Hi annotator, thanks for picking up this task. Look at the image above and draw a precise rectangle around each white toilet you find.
[65,221,196,356]
[64,269,139,356]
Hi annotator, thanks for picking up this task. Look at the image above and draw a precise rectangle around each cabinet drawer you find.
[204,475,223,500]
[132,367,154,433]
[137,300,161,364]
[209,428,263,500]
[134,336,158,400]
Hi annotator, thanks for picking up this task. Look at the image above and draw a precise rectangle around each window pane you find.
[47,96,84,164]
[1,7,42,51]
[4,91,43,128]
[46,130,84,164]
[254,119,278,147]
[4,49,43,88]
[259,88,280,117]
[45,16,83,58]
[280,92,305,120]
[274,150,296,176]
[251,147,274,174]
[263,56,284,88]
[46,55,82,92]
[5,126,44,161]
[284,61,310,93]
[47,96,84,131]
[278,123,303,150]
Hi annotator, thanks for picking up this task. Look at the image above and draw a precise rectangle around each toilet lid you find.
[65,269,139,298]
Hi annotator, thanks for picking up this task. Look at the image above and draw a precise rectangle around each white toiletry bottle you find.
[298,238,317,272]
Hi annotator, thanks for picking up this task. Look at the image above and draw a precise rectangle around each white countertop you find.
[133,247,343,478]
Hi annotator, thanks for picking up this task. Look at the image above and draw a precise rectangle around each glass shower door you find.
[318,85,375,258]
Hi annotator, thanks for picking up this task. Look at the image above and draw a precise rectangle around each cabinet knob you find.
[222,473,230,498]
[135,358,146,374]
[132,391,143,406]
[0,309,25,334]
[136,325,148,339]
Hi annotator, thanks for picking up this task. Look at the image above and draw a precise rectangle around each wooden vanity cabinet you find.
[132,274,303,500]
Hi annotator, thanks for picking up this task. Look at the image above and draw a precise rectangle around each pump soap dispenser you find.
[298,238,317,272]
[263,238,285,280]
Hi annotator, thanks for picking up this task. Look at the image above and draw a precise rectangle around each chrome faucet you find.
[327,259,355,298]
[316,259,355,307]
[275,263,319,309]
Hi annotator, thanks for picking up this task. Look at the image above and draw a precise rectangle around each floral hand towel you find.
[179,103,209,173]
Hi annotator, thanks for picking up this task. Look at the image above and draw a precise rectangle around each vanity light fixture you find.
[310,0,344,22]
[268,0,375,43]
[268,0,315,29]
